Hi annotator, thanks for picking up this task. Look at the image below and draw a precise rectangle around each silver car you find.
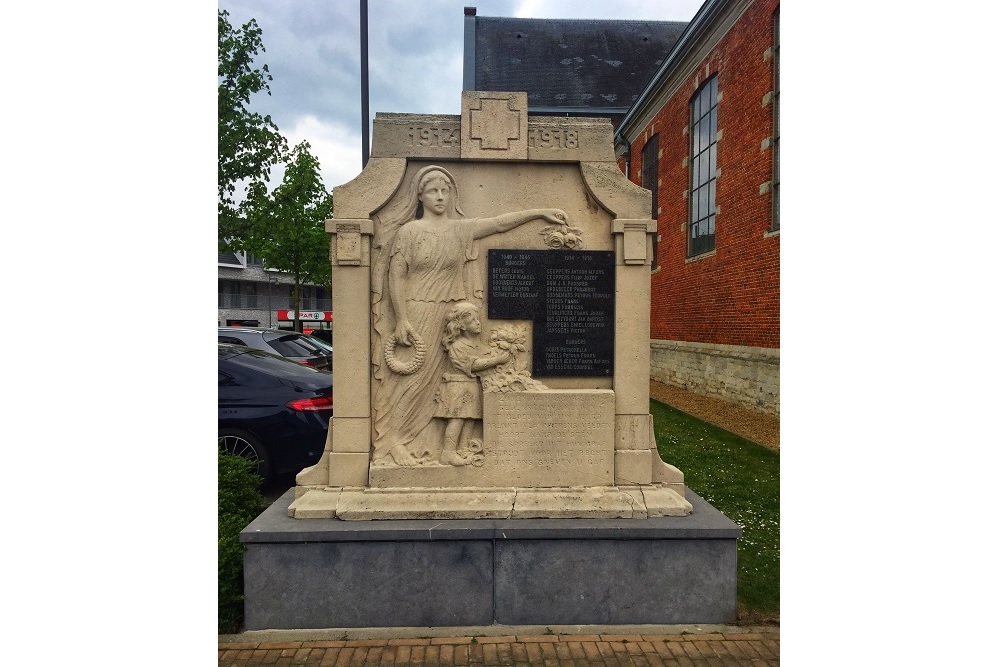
[217,327,332,371]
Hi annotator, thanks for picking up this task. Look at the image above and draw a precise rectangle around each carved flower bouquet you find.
[480,324,548,393]
[540,225,585,249]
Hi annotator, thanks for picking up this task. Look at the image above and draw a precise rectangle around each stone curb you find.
[219,623,779,644]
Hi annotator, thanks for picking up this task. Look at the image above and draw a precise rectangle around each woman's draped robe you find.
[371,218,483,463]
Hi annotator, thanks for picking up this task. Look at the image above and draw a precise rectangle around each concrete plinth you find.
[241,488,741,630]
[289,483,691,520]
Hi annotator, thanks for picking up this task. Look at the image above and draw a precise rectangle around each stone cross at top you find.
[461,91,528,160]
[470,98,521,149]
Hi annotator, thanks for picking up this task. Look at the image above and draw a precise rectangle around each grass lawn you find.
[650,399,780,618]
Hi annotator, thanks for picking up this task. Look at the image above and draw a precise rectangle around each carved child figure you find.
[434,302,510,466]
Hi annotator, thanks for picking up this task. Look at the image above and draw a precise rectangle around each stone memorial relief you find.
[370,165,565,470]
[288,91,692,520]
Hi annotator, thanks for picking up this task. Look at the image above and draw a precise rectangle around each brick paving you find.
[219,629,779,666]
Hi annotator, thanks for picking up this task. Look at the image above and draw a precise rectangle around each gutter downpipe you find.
[463,7,477,90]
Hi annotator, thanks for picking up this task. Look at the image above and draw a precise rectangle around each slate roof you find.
[218,251,242,266]
[470,15,687,115]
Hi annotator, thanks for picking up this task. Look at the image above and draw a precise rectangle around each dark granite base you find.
[240,488,741,630]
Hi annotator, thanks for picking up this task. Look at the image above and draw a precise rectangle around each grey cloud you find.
[218,0,702,180]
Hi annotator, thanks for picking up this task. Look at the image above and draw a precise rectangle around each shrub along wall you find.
[218,451,265,634]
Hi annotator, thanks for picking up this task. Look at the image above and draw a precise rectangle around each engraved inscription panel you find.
[488,251,542,318]
[488,249,614,377]
[407,124,460,148]
[484,390,615,487]
[527,127,579,150]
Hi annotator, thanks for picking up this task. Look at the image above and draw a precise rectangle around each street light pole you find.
[361,0,370,168]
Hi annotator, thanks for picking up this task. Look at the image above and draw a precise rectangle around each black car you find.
[218,327,332,371]
[308,329,332,345]
[218,343,332,483]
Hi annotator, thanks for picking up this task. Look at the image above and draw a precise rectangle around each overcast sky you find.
[218,0,705,191]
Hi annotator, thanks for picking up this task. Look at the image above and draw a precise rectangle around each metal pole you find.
[360,0,370,168]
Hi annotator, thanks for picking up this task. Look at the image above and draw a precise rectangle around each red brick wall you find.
[626,0,779,350]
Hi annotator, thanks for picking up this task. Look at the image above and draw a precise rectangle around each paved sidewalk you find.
[219,625,779,665]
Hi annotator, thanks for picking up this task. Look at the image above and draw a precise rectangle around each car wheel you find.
[219,429,272,483]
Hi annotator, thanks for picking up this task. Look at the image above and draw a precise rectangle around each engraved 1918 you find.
[407,126,460,147]
[528,128,579,150]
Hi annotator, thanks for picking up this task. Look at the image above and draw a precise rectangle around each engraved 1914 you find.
[407,126,460,147]
[528,128,579,150]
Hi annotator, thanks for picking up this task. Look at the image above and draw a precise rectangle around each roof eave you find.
[528,105,630,115]
[614,0,731,146]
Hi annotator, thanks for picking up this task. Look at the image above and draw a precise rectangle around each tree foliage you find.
[218,9,287,246]
[245,141,333,330]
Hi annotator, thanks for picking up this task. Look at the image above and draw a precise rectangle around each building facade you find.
[616,0,780,414]
[218,250,331,331]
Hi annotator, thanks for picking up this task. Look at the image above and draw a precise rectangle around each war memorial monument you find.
[240,93,741,629]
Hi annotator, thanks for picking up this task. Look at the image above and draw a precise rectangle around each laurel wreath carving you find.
[384,332,427,375]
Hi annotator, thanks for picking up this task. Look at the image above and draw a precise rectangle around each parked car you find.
[218,343,332,483]
[218,327,332,371]
[306,334,333,357]
[308,329,332,345]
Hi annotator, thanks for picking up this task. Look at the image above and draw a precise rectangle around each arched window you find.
[641,135,660,269]
[772,9,780,231]
[689,75,718,257]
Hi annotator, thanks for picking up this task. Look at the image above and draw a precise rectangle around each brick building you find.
[218,250,331,331]
[615,0,780,414]
[465,0,780,414]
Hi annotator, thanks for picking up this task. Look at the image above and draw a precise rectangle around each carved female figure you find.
[371,165,566,466]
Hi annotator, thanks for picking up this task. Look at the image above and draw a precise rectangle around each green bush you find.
[218,450,265,634]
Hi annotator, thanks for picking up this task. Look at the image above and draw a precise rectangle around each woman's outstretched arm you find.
[469,208,567,239]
